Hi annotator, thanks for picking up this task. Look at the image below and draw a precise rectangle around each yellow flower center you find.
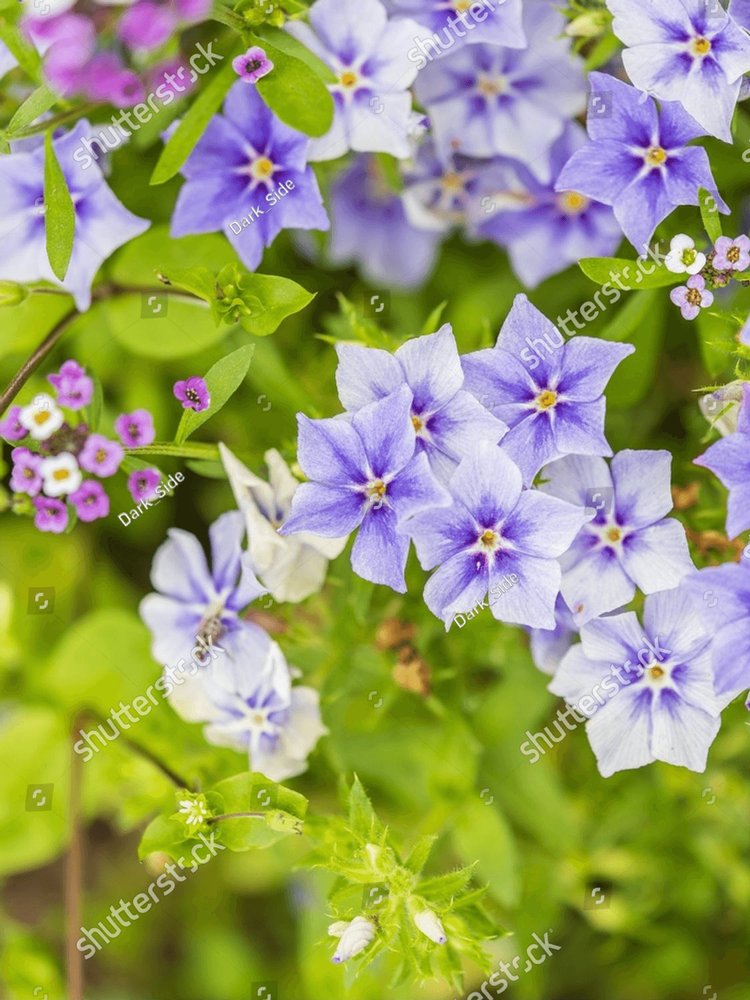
[411,414,424,433]
[339,70,359,89]
[95,448,107,463]
[606,527,621,543]
[728,246,740,263]
[367,480,387,502]
[442,172,464,193]
[33,411,50,426]
[536,389,558,410]
[645,146,667,167]
[53,468,70,482]
[477,73,506,97]
[250,156,275,181]
[480,529,498,548]
[690,36,711,56]
[647,664,665,681]
[453,0,471,10]
[558,191,589,215]
[686,288,703,307]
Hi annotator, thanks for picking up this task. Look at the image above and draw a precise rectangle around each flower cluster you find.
[666,233,750,320]
[140,511,328,780]
[23,0,211,108]
[0,359,160,532]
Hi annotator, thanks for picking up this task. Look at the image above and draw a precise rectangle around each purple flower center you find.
[245,58,263,73]
[185,388,201,404]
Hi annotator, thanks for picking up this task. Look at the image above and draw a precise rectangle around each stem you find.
[210,2,247,32]
[0,308,78,416]
[65,718,85,1000]
[207,812,266,823]
[126,442,221,461]
[118,736,192,789]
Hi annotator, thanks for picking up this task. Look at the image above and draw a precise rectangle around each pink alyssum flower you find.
[10,448,42,496]
[128,468,161,503]
[33,496,69,534]
[0,406,27,442]
[670,274,714,321]
[173,376,211,412]
[232,46,274,83]
[114,409,156,448]
[70,480,110,522]
[713,235,750,272]
[48,359,94,411]
[78,434,124,477]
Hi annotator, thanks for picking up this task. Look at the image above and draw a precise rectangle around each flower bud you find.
[0,281,28,307]
[565,12,607,38]
[330,916,376,963]
[214,264,264,325]
[413,907,447,945]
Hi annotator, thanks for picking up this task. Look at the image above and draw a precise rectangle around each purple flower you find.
[0,405,27,441]
[528,594,578,676]
[127,468,161,503]
[33,496,69,534]
[195,640,328,780]
[139,511,267,666]
[80,52,144,108]
[471,123,623,288]
[407,441,591,630]
[335,325,507,482]
[694,383,750,538]
[556,73,728,253]
[0,121,149,309]
[286,0,423,160]
[327,154,442,289]
[69,479,109,522]
[48,359,93,410]
[10,447,42,496]
[173,376,210,412]
[670,274,714,320]
[607,0,750,142]
[539,451,695,626]
[232,46,274,83]
[280,386,451,592]
[28,13,97,98]
[114,409,156,448]
[414,3,585,180]
[171,83,329,271]
[387,0,526,57]
[462,295,635,484]
[549,588,727,776]
[713,234,750,271]
[78,434,124,477]
[118,1,176,51]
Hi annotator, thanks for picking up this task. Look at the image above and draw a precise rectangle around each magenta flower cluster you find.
[670,234,750,321]
[0,360,159,533]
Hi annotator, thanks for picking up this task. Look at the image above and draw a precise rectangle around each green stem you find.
[210,2,247,31]
[126,442,221,461]
[207,811,266,823]
[10,103,102,140]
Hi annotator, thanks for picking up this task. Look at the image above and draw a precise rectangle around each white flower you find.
[39,452,81,497]
[699,380,747,437]
[19,393,64,440]
[177,796,210,827]
[329,916,376,963]
[219,444,346,603]
[413,908,447,944]
[665,234,706,275]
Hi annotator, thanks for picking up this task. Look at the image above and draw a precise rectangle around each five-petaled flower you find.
[694,382,750,539]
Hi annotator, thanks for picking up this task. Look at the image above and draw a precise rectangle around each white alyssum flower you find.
[19,393,64,441]
[39,452,81,496]
[329,916,376,963]
[177,795,211,827]
[220,444,346,603]
[413,907,447,944]
[665,234,706,275]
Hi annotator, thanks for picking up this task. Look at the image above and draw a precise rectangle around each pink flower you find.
[232,47,274,84]
[118,2,176,51]
[173,376,210,412]
[48,359,93,411]
[10,447,42,496]
[33,497,69,534]
[114,409,156,448]
[0,406,27,441]
[128,468,160,503]
[713,235,750,272]
[78,434,124,477]
[70,480,110,522]
[670,274,714,321]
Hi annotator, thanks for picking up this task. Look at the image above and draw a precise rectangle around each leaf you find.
[416,865,476,902]
[699,186,723,243]
[235,274,315,337]
[0,22,42,80]
[208,772,308,850]
[251,34,334,137]
[150,62,236,185]
[403,834,437,875]
[348,776,379,841]
[259,25,337,83]
[579,256,682,290]
[6,84,56,135]
[43,131,75,281]
[138,814,191,861]
[175,343,255,444]
[421,302,448,335]
[602,290,665,408]
[161,266,216,302]
[452,800,520,909]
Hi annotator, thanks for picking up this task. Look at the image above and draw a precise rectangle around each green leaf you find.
[403,834,437,875]
[43,131,75,281]
[452,800,520,909]
[417,865,476,902]
[161,266,216,302]
[138,814,192,861]
[208,772,308,850]
[259,25,337,83]
[175,343,255,444]
[251,35,334,138]
[6,84,57,135]
[699,186,723,242]
[348,776,379,841]
[602,290,665,408]
[579,256,682,290]
[236,274,315,337]
[421,302,448,335]
[150,62,236,185]
[0,22,42,80]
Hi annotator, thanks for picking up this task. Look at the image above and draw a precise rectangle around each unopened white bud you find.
[365,843,381,869]
[331,916,376,963]
[413,908,447,945]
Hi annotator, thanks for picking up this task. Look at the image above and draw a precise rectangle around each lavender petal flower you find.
[694,382,750,538]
